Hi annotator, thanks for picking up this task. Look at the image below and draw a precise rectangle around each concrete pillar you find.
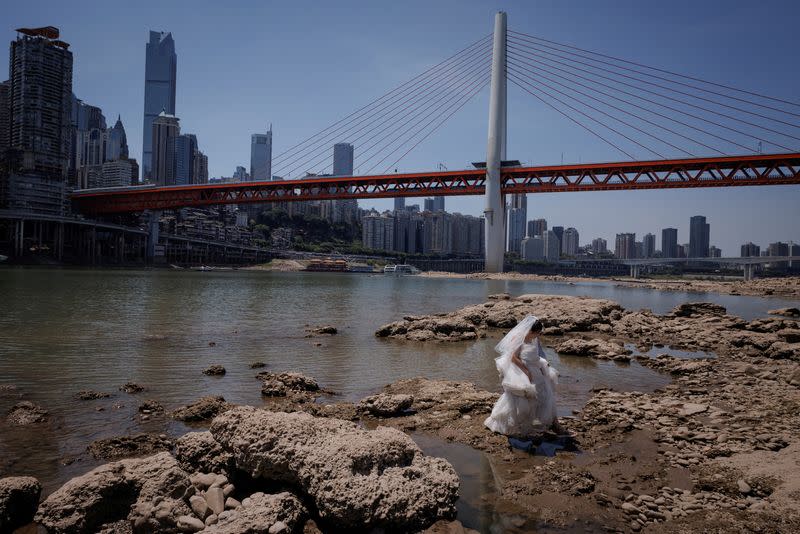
[484,11,507,273]
[146,210,161,261]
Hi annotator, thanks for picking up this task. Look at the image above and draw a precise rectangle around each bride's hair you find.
[530,319,543,334]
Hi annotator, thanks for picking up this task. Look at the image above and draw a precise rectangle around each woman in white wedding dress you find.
[484,315,559,437]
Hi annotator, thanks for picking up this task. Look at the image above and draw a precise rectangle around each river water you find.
[0,268,796,528]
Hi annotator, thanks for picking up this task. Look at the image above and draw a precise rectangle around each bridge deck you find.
[71,153,800,214]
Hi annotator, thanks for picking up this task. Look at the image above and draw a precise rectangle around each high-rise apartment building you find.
[689,215,710,258]
[615,233,636,259]
[521,236,544,261]
[709,246,722,258]
[172,134,197,185]
[561,227,579,256]
[552,226,564,246]
[9,27,73,179]
[741,242,760,257]
[661,228,678,258]
[642,233,656,258]
[543,230,560,263]
[0,81,12,159]
[250,127,272,181]
[143,31,176,182]
[333,142,353,176]
[394,197,406,212]
[591,237,607,255]
[528,218,547,238]
[233,166,248,181]
[151,111,179,185]
[507,207,526,254]
[331,142,357,224]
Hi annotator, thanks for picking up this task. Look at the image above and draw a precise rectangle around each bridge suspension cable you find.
[506,40,800,147]
[271,34,490,166]
[507,31,800,159]
[271,35,492,178]
[506,51,796,153]
[508,30,800,122]
[281,50,491,178]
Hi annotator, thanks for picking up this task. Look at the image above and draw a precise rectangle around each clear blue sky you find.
[3,0,799,255]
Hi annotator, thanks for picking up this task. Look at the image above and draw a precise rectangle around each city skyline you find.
[2,1,798,254]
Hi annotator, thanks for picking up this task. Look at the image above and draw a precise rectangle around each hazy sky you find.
[3,0,799,255]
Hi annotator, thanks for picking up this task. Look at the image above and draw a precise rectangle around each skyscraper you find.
[151,111,179,185]
[661,228,678,258]
[508,193,527,251]
[741,242,760,257]
[615,233,636,259]
[552,226,564,246]
[333,142,354,176]
[9,27,73,179]
[689,216,710,258]
[143,31,176,182]
[172,134,197,185]
[643,233,656,258]
[394,197,406,212]
[528,218,547,238]
[561,227,579,256]
[0,81,11,160]
[250,127,272,181]
[543,230,560,262]
[591,237,607,255]
[507,207,526,254]
[432,196,445,212]
[332,142,357,223]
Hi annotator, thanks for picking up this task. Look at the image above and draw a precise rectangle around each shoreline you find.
[420,271,800,299]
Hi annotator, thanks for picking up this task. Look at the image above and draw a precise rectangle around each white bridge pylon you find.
[483,11,507,273]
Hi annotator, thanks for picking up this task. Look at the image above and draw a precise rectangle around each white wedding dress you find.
[484,318,558,437]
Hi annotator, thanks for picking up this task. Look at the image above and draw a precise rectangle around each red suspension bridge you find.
[71,12,800,272]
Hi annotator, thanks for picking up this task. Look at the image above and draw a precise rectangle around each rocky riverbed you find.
[2,292,799,532]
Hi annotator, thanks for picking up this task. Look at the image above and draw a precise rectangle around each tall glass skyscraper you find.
[250,126,272,181]
[142,31,176,182]
[689,215,710,258]
[333,142,354,176]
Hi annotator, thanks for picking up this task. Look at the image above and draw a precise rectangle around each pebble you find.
[241,497,252,508]
[177,515,205,532]
[630,520,641,531]
[621,502,639,514]
[223,483,235,497]
[213,474,228,487]
[225,497,241,509]
[205,486,225,515]
[269,521,288,534]
[189,495,208,519]
[192,472,216,488]
[737,479,752,494]
[205,514,218,526]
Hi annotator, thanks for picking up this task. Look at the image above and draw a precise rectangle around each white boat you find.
[383,264,419,275]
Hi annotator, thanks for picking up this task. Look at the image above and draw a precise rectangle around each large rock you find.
[768,307,800,318]
[358,393,414,417]
[172,396,231,422]
[376,294,622,342]
[6,401,48,425]
[554,338,632,361]
[200,492,306,534]
[256,372,320,397]
[88,434,173,460]
[0,476,42,532]
[209,407,459,531]
[383,378,497,414]
[36,452,192,534]
[174,431,233,474]
[671,302,727,317]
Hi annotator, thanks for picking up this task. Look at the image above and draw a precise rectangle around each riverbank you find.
[420,271,800,299]
[3,292,798,532]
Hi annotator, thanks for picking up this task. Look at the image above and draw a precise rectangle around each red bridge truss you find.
[72,153,800,215]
